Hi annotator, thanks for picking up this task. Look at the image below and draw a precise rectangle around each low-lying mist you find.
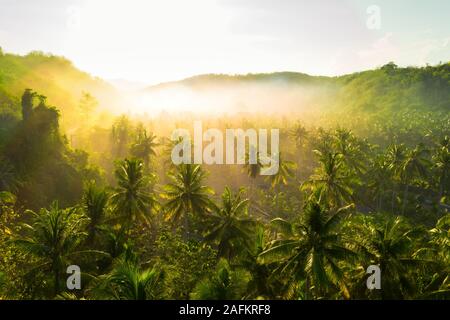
[119,76,338,117]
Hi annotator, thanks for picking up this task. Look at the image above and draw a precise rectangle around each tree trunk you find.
[183,213,189,240]
[377,193,382,211]
[402,184,409,215]
[305,277,309,300]
[391,186,396,214]
[54,266,60,296]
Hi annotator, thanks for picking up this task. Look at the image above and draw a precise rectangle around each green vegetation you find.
[0,51,449,300]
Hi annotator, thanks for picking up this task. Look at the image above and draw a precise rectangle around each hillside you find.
[0,50,122,125]
[142,63,450,115]
[1,49,449,122]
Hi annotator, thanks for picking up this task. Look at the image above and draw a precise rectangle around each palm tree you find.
[386,144,406,213]
[111,116,132,159]
[259,199,354,299]
[190,259,250,300]
[290,122,309,150]
[399,144,430,214]
[244,148,265,179]
[302,150,354,208]
[92,258,164,300]
[111,159,158,232]
[366,156,391,211]
[162,164,214,235]
[333,128,366,174]
[130,127,158,168]
[82,182,109,245]
[13,202,88,295]
[266,153,296,189]
[432,136,449,201]
[160,136,185,171]
[204,187,257,259]
[352,216,424,299]
[240,227,276,299]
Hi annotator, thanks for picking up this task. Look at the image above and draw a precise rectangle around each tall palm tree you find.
[92,258,164,300]
[244,148,265,179]
[366,156,391,211]
[266,153,296,189]
[162,164,214,234]
[111,159,158,232]
[432,136,449,201]
[190,259,249,300]
[259,199,354,299]
[13,202,88,295]
[160,136,185,171]
[333,128,366,174]
[111,116,132,159]
[204,187,257,259]
[82,182,109,245]
[399,144,430,214]
[289,122,309,178]
[302,150,354,208]
[352,216,424,299]
[290,122,309,150]
[240,227,276,299]
[413,214,450,299]
[386,144,406,213]
[130,127,158,168]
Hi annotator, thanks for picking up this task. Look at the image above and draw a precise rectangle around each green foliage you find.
[190,259,250,300]
[13,202,88,296]
[154,231,217,299]
[162,164,214,233]
[0,55,449,300]
[111,158,158,230]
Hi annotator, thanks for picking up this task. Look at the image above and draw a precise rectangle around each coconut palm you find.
[432,136,450,201]
[240,227,277,299]
[111,116,132,159]
[13,202,89,295]
[289,122,309,178]
[190,259,250,300]
[290,122,309,149]
[399,144,430,214]
[162,164,214,233]
[82,182,109,244]
[352,216,425,299]
[244,148,265,179]
[92,258,164,300]
[204,187,257,259]
[333,128,366,174]
[366,156,392,211]
[266,153,296,189]
[130,126,158,168]
[259,199,354,299]
[386,144,406,213]
[302,150,354,208]
[111,159,158,231]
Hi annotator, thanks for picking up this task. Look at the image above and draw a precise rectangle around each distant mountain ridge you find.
[1,49,449,120]
[143,63,450,114]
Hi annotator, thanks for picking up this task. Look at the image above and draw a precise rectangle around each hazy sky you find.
[1,0,449,84]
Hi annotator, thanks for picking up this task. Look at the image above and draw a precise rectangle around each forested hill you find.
[0,50,121,122]
[144,62,450,115]
[1,49,449,121]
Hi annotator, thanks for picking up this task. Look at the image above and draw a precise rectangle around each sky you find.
[0,0,449,85]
